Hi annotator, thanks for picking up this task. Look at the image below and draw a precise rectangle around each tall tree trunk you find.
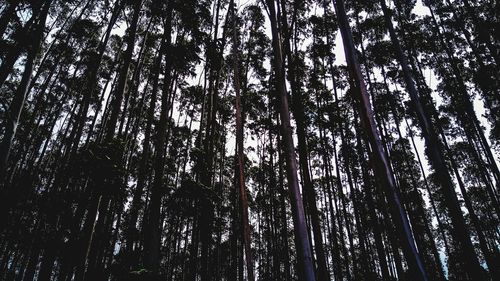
[104,0,142,141]
[68,0,124,160]
[380,1,484,279]
[143,2,173,273]
[285,17,330,281]
[333,0,429,280]
[276,126,292,281]
[124,36,166,267]
[230,2,255,280]
[317,114,343,281]
[265,0,316,280]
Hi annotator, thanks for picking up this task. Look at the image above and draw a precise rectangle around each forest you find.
[0,0,498,280]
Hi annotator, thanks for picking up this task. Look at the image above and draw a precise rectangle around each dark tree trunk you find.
[286,21,330,281]
[68,0,124,160]
[104,0,142,141]
[230,2,255,280]
[380,1,484,279]
[265,0,316,280]
[333,0,429,280]
[124,35,166,267]
[143,2,173,273]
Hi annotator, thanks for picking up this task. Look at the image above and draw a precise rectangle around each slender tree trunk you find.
[230,2,255,280]
[380,1,484,279]
[104,0,142,141]
[143,3,173,273]
[74,193,102,281]
[361,170,392,280]
[124,36,165,266]
[317,115,343,281]
[276,126,292,281]
[286,20,330,281]
[333,0,429,280]
[265,0,316,280]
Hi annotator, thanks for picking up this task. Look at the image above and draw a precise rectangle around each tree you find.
[264,0,316,280]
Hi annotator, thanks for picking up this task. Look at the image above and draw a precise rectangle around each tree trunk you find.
[286,20,330,281]
[333,0,429,279]
[124,36,166,267]
[380,1,483,279]
[265,0,316,280]
[230,2,255,280]
[143,2,173,273]
[104,0,142,141]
